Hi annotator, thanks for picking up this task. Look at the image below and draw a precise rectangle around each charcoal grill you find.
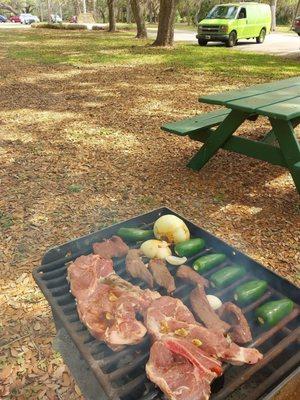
[33,207,300,400]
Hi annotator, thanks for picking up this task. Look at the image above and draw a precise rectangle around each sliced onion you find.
[140,240,171,260]
[166,255,187,266]
[206,295,222,310]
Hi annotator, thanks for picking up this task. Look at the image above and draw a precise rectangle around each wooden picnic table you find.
[162,77,300,193]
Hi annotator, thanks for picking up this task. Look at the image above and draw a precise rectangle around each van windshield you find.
[206,5,238,20]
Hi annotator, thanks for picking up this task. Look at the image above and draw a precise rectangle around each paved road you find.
[1,23,299,57]
[148,28,300,57]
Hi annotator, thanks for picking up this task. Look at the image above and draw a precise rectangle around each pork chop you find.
[149,259,176,293]
[145,296,262,365]
[92,235,129,259]
[125,249,153,287]
[218,302,252,344]
[146,340,216,400]
[67,254,114,300]
[176,265,209,288]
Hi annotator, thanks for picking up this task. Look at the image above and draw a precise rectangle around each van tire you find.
[256,28,266,44]
[226,31,237,47]
[198,38,207,46]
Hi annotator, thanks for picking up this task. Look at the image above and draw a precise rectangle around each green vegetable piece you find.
[255,299,294,328]
[234,280,268,306]
[210,264,247,288]
[117,227,154,242]
[193,253,226,274]
[174,238,205,257]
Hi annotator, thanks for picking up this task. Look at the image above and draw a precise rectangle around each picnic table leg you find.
[270,119,300,193]
[187,110,247,170]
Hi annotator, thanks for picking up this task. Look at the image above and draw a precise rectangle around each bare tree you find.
[130,0,147,38]
[107,0,116,31]
[0,1,18,14]
[152,0,179,46]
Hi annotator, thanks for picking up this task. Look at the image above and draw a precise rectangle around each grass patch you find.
[68,184,83,193]
[0,29,298,80]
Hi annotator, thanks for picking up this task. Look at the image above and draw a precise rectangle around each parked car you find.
[196,2,271,47]
[0,15,7,23]
[51,14,62,23]
[9,15,21,23]
[292,16,300,36]
[19,13,40,24]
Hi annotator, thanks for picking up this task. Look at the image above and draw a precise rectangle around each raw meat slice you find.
[145,296,196,339]
[218,302,252,344]
[145,296,263,365]
[149,259,176,293]
[190,284,230,332]
[176,265,209,288]
[146,340,214,400]
[92,235,129,259]
[67,254,114,300]
[69,255,160,350]
[125,249,153,288]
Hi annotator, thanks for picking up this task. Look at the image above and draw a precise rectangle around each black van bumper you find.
[196,34,229,42]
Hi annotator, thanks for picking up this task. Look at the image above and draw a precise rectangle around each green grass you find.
[0,28,299,80]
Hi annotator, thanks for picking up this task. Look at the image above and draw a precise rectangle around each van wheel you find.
[256,28,266,43]
[226,31,237,47]
[198,38,207,46]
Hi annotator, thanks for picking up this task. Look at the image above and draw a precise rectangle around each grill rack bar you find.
[33,207,300,400]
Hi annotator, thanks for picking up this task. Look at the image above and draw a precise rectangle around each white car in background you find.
[51,14,62,23]
[20,13,40,24]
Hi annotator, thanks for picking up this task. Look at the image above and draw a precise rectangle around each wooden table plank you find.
[227,86,300,115]
[199,77,300,106]
[258,97,300,120]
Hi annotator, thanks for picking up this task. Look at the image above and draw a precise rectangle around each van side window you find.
[238,8,246,19]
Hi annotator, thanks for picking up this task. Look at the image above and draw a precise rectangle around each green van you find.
[196,2,271,47]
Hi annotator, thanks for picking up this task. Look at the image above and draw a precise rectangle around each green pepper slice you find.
[234,280,268,306]
[255,299,294,328]
[117,227,154,242]
[210,264,247,288]
[193,253,226,274]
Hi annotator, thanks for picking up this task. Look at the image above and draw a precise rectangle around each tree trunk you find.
[99,8,106,23]
[126,0,131,23]
[107,0,116,32]
[270,0,277,31]
[47,0,51,23]
[153,0,179,46]
[0,2,18,14]
[130,0,147,38]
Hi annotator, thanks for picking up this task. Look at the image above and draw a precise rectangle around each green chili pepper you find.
[117,227,154,242]
[255,299,294,328]
[234,280,268,306]
[193,253,226,274]
[174,238,205,257]
[210,264,246,288]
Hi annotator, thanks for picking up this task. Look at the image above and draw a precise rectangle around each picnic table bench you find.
[162,77,300,193]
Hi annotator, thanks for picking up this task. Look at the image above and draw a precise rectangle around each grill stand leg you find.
[51,312,108,400]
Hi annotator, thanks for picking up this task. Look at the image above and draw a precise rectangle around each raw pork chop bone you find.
[146,338,221,400]
[68,254,160,350]
[145,296,263,365]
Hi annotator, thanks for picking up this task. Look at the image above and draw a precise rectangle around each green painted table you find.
[185,77,300,193]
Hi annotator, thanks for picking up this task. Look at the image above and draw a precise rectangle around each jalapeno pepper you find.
[255,299,294,328]
[234,280,268,306]
[210,264,246,288]
[193,253,226,274]
[117,227,154,242]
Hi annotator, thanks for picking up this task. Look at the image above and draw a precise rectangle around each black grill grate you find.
[33,207,300,400]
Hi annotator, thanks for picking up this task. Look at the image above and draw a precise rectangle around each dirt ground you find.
[0,30,299,400]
